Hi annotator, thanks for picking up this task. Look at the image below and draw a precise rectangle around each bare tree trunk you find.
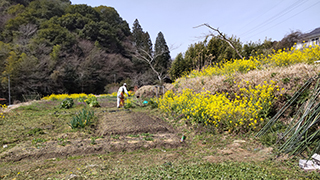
[134,49,168,84]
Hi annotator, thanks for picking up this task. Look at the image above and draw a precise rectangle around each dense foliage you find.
[0,0,171,102]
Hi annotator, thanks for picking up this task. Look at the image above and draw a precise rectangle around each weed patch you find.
[68,108,95,129]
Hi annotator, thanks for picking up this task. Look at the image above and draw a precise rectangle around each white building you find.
[295,27,320,49]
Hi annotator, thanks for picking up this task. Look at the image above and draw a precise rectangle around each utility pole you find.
[8,74,11,105]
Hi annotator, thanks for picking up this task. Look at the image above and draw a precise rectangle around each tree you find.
[274,30,302,51]
[195,23,243,59]
[154,31,171,73]
[134,31,171,84]
[36,24,76,48]
[169,53,189,80]
[54,13,90,31]
[95,6,131,38]
[132,19,144,48]
[65,4,99,21]
[27,0,69,20]
[131,19,154,84]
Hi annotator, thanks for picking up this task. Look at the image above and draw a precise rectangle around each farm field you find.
[0,96,319,179]
[1,46,320,179]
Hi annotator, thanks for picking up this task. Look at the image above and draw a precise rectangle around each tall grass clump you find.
[257,76,320,157]
[68,108,95,129]
[158,80,280,133]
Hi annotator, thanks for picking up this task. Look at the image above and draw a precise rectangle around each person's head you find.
[123,83,127,87]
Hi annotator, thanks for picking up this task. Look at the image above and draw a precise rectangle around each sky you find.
[71,0,320,59]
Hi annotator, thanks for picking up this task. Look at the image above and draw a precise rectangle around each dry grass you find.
[170,63,320,95]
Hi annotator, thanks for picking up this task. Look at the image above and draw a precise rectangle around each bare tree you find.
[195,23,243,59]
[133,48,169,84]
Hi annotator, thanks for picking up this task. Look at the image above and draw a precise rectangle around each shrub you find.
[68,108,95,129]
[85,94,100,107]
[148,99,158,109]
[60,98,74,109]
[124,98,133,109]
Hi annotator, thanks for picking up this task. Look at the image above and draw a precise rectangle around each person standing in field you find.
[117,83,130,108]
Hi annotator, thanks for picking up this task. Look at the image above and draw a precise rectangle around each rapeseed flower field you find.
[158,80,279,133]
[159,45,320,133]
[42,93,88,101]
[180,45,320,79]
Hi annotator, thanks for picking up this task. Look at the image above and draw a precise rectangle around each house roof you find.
[302,27,320,39]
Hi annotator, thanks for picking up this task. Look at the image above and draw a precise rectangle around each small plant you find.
[128,134,140,138]
[27,128,44,136]
[141,133,152,137]
[111,134,120,139]
[76,96,86,103]
[148,99,158,109]
[60,98,74,109]
[91,136,101,145]
[282,77,290,84]
[143,137,154,141]
[32,138,46,148]
[271,72,277,78]
[124,98,134,109]
[68,108,95,129]
[141,133,154,141]
[57,137,70,146]
[259,132,278,146]
[85,94,100,107]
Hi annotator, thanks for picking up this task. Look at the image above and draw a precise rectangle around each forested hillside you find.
[0,0,172,102]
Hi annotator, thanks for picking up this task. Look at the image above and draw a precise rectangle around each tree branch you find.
[133,48,169,83]
[194,23,243,59]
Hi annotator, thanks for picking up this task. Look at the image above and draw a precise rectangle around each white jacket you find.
[117,85,129,98]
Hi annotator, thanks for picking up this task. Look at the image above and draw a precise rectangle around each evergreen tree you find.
[131,19,152,55]
[169,53,189,80]
[142,31,153,56]
[154,31,171,72]
[131,19,152,78]
[132,19,144,48]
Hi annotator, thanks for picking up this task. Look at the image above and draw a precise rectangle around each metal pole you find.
[8,74,11,105]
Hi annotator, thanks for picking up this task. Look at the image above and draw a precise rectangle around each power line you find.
[243,0,320,42]
[233,1,284,34]
[239,0,309,38]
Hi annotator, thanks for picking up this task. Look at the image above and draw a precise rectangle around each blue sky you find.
[71,0,320,59]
